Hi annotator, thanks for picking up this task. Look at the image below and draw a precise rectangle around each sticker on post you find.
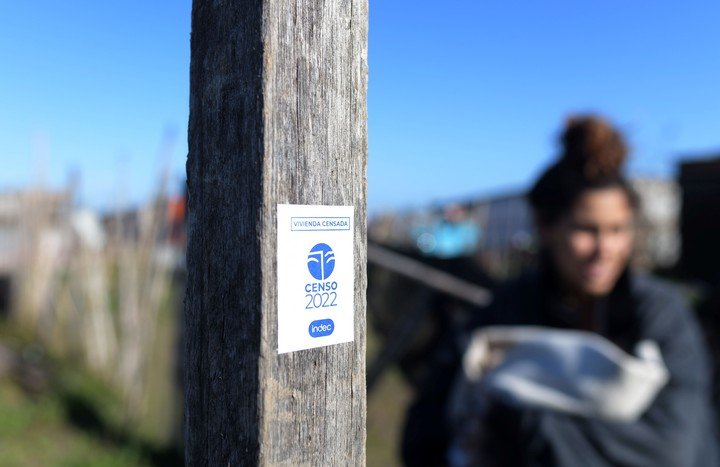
[277,204,354,353]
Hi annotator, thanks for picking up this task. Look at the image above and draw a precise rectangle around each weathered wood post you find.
[185,0,368,465]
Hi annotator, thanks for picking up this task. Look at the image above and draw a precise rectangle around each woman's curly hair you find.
[528,115,638,225]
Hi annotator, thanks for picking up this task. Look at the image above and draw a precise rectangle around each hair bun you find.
[560,115,627,179]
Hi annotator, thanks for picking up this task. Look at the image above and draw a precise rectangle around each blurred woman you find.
[402,115,718,466]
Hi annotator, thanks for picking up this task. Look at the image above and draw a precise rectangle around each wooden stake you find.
[185,0,368,464]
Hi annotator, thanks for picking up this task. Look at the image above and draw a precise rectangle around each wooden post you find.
[185,0,368,465]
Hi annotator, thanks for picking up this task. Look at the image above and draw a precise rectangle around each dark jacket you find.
[402,269,719,466]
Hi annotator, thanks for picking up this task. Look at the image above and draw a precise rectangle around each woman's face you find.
[541,187,635,297]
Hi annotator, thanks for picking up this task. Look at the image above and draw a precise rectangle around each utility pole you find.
[185,0,368,465]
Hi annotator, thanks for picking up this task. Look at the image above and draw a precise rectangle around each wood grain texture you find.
[186,0,368,465]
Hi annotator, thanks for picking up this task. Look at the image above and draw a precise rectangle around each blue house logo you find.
[307,243,335,280]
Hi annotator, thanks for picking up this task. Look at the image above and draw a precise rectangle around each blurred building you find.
[0,189,73,314]
[632,178,681,271]
[368,177,681,280]
[467,192,534,278]
[0,190,71,272]
[679,154,720,285]
[0,187,187,316]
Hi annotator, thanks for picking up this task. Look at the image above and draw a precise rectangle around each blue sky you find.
[2,1,719,213]
[0,2,191,208]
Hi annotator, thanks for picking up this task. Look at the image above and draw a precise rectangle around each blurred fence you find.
[1,183,184,425]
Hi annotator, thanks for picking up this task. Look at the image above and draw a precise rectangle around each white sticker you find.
[277,204,355,354]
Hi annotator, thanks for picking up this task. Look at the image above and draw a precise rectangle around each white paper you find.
[277,204,355,354]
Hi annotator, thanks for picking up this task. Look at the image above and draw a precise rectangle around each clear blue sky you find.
[2,1,719,213]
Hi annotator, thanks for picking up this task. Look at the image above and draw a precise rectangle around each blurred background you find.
[1,1,720,466]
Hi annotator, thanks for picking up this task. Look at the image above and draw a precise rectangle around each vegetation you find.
[0,323,181,466]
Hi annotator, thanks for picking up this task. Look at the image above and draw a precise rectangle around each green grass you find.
[366,317,415,467]
[367,367,413,467]
[0,324,180,467]
[1,280,412,467]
